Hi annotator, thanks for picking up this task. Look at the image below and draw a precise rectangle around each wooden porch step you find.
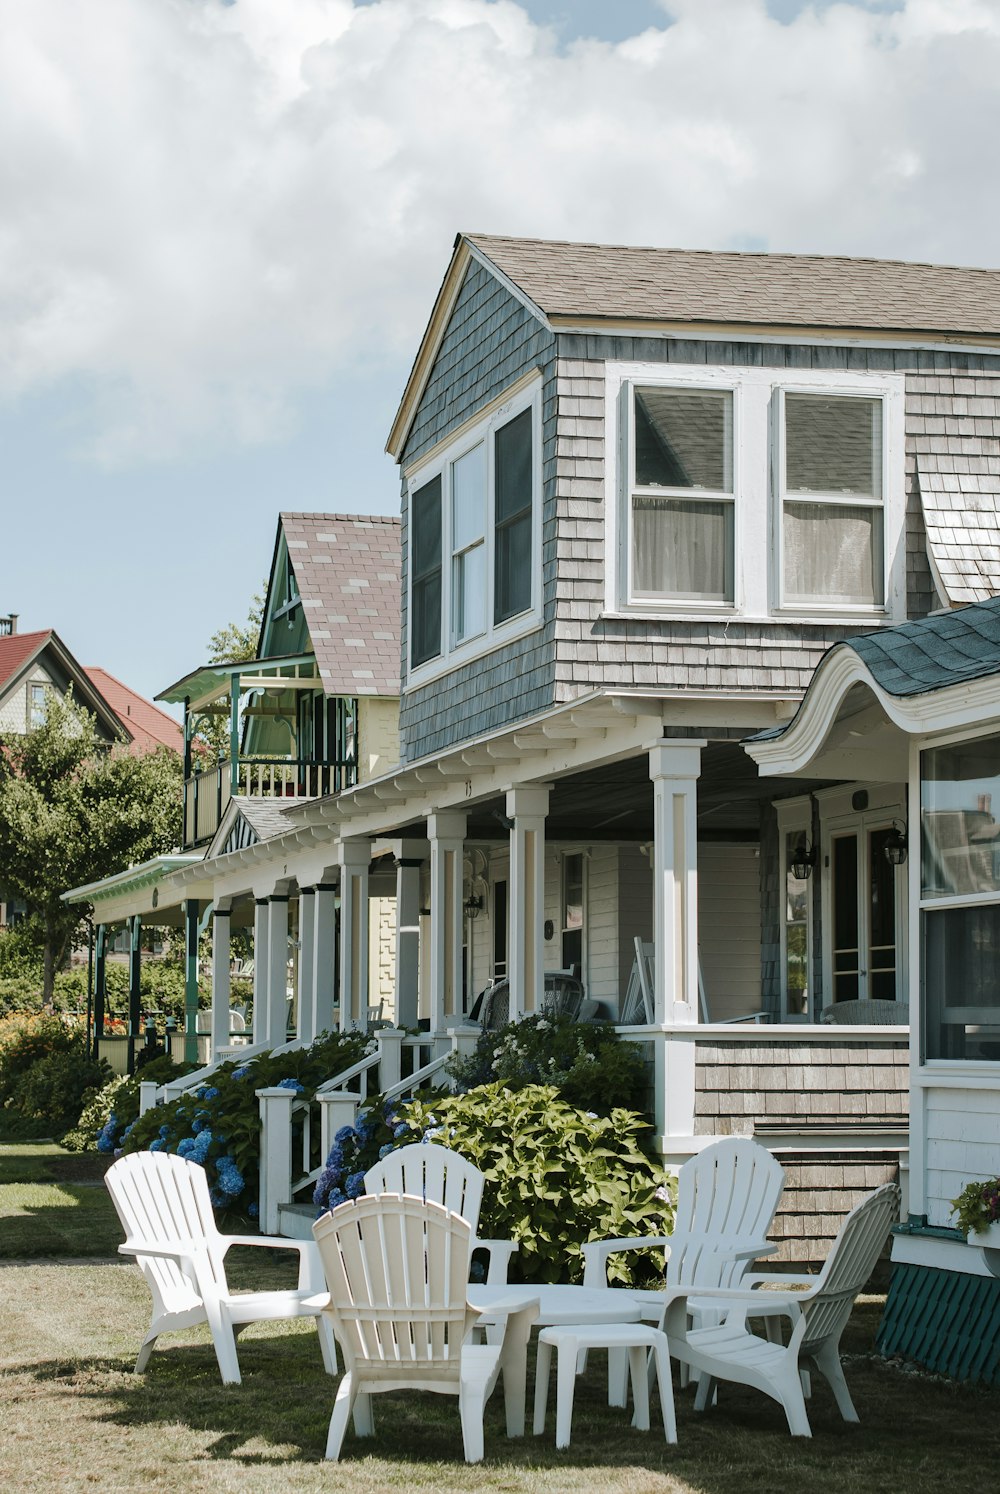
[277,1201,317,1240]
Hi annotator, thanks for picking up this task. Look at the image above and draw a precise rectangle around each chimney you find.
[0,614,17,636]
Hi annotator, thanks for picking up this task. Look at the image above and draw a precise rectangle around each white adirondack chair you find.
[663,1182,901,1436]
[106,1151,337,1385]
[313,1193,538,1463]
[364,1142,518,1284]
[582,1137,785,1403]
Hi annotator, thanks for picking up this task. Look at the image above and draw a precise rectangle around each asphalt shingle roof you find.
[846,597,1000,696]
[466,233,1000,337]
[281,513,401,698]
[231,796,310,842]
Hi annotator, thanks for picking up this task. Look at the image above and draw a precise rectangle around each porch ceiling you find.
[386,743,839,842]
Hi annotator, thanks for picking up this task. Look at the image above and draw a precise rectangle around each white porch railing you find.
[138,1036,306,1117]
[257,1027,480,1235]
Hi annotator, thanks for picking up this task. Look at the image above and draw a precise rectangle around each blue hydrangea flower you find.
[393,1123,409,1139]
[232,1066,250,1079]
[345,1171,366,1199]
[378,1143,394,1160]
[158,1125,170,1138]
[177,1137,195,1158]
[334,1125,355,1144]
[149,1138,165,1152]
[202,1087,220,1100]
[277,1077,304,1093]
[247,1201,259,1219]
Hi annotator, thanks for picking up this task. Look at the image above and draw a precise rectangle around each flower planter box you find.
[967,1222,1000,1250]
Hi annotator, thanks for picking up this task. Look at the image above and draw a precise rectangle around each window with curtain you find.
[411,474,442,668]
[781,394,884,607]
[630,386,734,603]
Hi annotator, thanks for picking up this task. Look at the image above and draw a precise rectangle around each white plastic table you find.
[467,1284,644,1434]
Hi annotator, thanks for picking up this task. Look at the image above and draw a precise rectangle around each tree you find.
[0,691,183,1000]
[207,588,266,666]
[198,587,267,763]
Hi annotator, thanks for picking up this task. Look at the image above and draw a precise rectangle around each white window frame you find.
[775,795,814,1021]
[405,374,543,686]
[604,361,906,623]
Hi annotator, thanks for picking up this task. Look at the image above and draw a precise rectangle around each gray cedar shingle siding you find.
[694,1035,908,1261]
[400,259,558,763]
[911,375,1000,602]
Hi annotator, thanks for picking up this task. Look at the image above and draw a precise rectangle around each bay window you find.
[407,377,541,677]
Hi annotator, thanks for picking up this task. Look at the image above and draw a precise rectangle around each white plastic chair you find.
[582,1137,785,1403]
[663,1183,901,1436]
[106,1151,337,1385]
[313,1193,538,1463]
[364,1142,518,1284]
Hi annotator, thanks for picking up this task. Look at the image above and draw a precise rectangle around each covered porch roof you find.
[746,597,1000,779]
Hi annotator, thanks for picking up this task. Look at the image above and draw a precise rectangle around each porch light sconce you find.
[883,821,908,867]
[463,894,484,920]
[790,839,818,881]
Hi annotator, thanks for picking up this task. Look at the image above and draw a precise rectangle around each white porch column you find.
[313,882,338,1037]
[649,742,704,1023]
[252,898,269,1045]
[338,841,370,1032]
[506,785,550,1021]
[265,894,290,1046]
[428,813,466,1035]
[394,841,424,1031]
[297,889,316,1045]
[210,903,231,1057]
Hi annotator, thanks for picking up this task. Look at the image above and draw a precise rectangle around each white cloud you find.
[2,0,1000,463]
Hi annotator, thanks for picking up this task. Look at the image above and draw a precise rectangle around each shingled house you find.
[66,235,1000,1276]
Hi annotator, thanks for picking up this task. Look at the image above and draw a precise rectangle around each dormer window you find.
[407,375,542,681]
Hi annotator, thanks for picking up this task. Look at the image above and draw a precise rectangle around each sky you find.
[2,0,998,709]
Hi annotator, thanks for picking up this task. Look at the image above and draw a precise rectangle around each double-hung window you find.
[608,363,904,620]
[629,385,735,604]
[407,377,541,678]
[779,391,884,608]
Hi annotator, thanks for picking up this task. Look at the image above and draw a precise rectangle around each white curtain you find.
[783,502,881,605]
[632,496,732,601]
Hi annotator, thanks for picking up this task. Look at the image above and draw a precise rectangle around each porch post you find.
[93,923,108,1061]
[252,897,269,1045]
[265,894,289,1047]
[127,914,142,1075]
[428,813,466,1035]
[338,841,371,1032]
[394,843,424,1031]
[648,742,704,1024]
[229,671,241,794]
[506,785,550,1021]
[313,883,338,1036]
[183,899,201,1065]
[210,902,231,1057]
[297,888,316,1045]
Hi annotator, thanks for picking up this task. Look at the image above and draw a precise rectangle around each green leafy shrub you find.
[62,1054,194,1153]
[447,1014,648,1115]
[3,1045,112,1138]
[124,1029,370,1221]
[401,1084,674,1285]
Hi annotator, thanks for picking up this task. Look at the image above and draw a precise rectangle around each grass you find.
[2,1143,1000,1492]
[0,1141,121,1258]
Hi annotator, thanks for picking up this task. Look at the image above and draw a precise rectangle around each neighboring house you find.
[66,233,1000,1267]
[63,511,402,1066]
[0,621,180,929]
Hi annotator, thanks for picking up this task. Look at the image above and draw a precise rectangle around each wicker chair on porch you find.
[476,972,584,1029]
[820,999,909,1026]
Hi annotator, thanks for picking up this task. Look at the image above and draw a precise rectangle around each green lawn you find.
[0,1141,121,1257]
[2,1143,999,1492]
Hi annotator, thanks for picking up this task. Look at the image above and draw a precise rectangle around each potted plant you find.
[951,1176,1000,1247]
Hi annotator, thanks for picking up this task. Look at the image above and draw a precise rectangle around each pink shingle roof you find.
[0,629,54,692]
[281,513,401,698]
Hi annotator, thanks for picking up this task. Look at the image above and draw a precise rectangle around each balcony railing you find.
[183,754,356,848]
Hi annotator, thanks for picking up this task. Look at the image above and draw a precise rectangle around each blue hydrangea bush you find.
[123,1029,368,1222]
[312,1098,421,1212]
[62,1054,191,1153]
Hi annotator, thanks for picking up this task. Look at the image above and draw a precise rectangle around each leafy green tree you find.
[0,691,182,1000]
[207,587,266,666]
